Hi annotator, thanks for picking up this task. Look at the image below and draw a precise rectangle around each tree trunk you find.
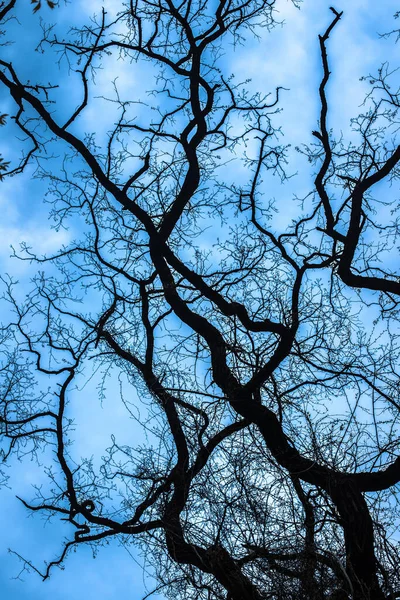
[331,482,384,600]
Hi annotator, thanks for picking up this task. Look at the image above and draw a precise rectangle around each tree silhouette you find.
[1,2,400,599]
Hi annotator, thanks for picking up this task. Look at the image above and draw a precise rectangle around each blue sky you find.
[0,0,399,598]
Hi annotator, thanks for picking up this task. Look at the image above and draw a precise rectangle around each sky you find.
[0,0,399,599]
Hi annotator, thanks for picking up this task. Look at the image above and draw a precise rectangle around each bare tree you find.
[1,2,400,598]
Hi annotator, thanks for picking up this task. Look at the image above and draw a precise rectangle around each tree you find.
[1,1,400,598]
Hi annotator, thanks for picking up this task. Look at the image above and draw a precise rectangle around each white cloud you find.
[0,224,70,274]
